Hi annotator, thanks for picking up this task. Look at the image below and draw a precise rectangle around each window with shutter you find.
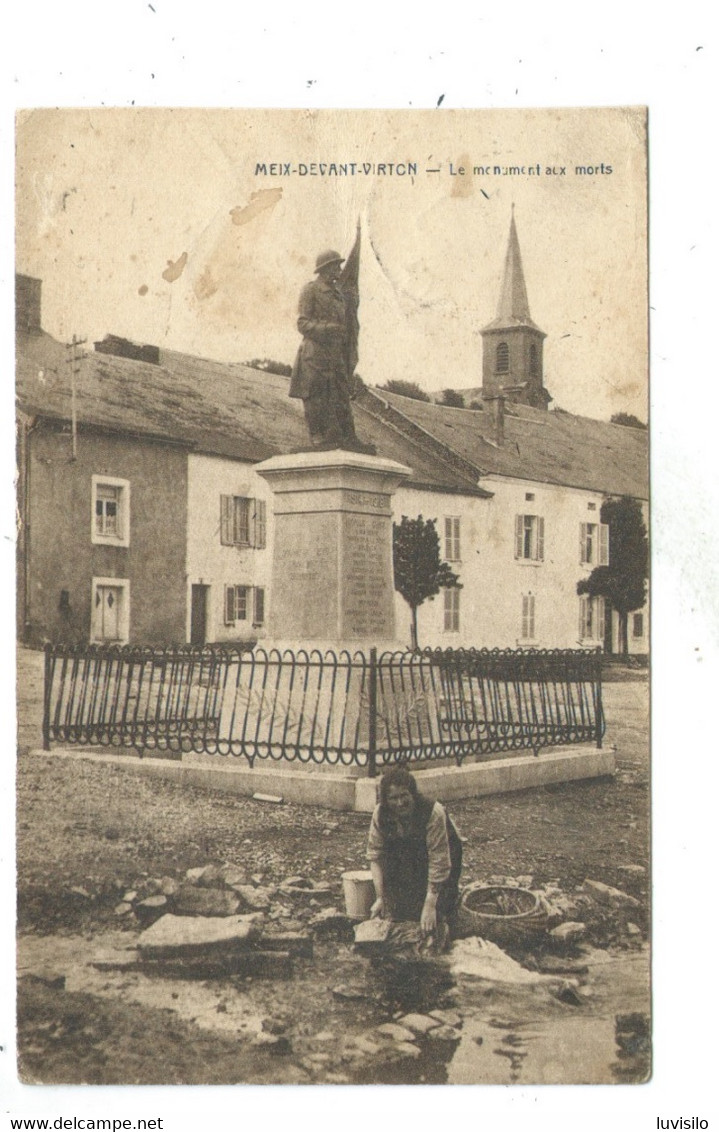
[515,515,544,561]
[220,496,233,546]
[220,496,256,547]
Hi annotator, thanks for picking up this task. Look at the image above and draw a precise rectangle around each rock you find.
[185,867,206,884]
[537,955,589,975]
[312,1030,335,1043]
[397,1013,441,1035]
[137,913,261,959]
[427,1025,461,1042]
[92,949,141,971]
[134,895,168,925]
[308,907,353,936]
[114,902,133,916]
[376,1022,417,1043]
[555,983,583,1007]
[171,886,240,917]
[251,874,265,885]
[251,1033,291,1053]
[69,886,92,900]
[549,922,587,946]
[429,1009,463,1029]
[220,865,249,888]
[516,875,534,887]
[252,793,283,804]
[282,875,312,889]
[332,983,378,1002]
[262,1015,290,1035]
[121,890,138,903]
[261,931,313,958]
[280,880,333,897]
[617,864,646,875]
[582,880,640,909]
[353,918,392,949]
[626,922,642,936]
[21,970,66,989]
[395,1042,422,1059]
[354,1034,383,1055]
[449,938,563,985]
[158,876,179,896]
[195,864,226,889]
[231,885,275,911]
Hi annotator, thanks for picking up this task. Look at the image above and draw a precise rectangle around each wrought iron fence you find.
[42,644,604,772]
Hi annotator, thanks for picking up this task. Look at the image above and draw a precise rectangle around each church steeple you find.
[497,206,533,325]
[481,210,551,410]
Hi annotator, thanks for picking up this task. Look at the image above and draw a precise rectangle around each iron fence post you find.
[368,647,378,778]
[42,643,52,751]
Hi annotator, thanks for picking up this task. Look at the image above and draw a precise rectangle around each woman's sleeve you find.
[426,803,452,889]
[367,806,385,862]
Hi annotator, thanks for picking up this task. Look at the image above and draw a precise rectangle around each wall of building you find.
[24,423,188,646]
[186,454,273,644]
[391,477,648,653]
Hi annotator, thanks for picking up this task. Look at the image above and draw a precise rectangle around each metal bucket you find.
[341,870,375,920]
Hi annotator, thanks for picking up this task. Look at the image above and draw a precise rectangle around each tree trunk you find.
[619,611,629,660]
[410,605,419,652]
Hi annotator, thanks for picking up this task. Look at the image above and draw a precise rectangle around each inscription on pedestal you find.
[342,512,394,638]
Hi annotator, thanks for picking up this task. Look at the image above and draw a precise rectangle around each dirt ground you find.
[15,651,650,1085]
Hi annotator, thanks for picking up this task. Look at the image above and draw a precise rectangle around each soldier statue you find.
[290,227,375,454]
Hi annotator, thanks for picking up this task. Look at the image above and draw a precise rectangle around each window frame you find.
[579,594,606,642]
[224,583,250,625]
[515,514,545,562]
[91,475,130,547]
[580,521,609,566]
[496,341,509,374]
[220,495,267,549]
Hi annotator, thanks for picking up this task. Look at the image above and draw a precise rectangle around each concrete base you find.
[32,744,615,812]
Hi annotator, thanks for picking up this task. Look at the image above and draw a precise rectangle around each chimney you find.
[16,274,42,334]
[492,393,505,446]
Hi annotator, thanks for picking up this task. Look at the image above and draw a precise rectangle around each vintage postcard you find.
[14,107,649,1087]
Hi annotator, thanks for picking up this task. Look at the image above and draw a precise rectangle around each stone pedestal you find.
[254,450,412,652]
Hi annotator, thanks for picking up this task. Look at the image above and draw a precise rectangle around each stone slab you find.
[137,913,261,958]
[34,744,614,811]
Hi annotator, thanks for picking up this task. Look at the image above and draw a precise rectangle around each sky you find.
[16,107,648,421]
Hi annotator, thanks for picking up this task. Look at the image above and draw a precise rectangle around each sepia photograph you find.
[14,107,650,1087]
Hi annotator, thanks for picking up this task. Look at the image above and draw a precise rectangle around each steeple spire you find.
[480,210,551,411]
[496,205,532,324]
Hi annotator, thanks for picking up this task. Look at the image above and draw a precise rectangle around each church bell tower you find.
[481,209,551,410]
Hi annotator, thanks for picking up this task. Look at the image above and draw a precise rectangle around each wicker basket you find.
[460,884,548,945]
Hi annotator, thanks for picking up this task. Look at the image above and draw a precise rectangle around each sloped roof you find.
[15,331,479,494]
[375,390,648,499]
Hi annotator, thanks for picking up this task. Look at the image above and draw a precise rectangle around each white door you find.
[95,584,122,641]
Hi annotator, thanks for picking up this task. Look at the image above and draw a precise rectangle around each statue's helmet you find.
[315,249,344,273]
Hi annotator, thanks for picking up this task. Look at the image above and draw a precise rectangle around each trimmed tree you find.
[439,389,466,408]
[378,379,432,402]
[576,496,648,658]
[393,515,460,650]
[610,412,647,430]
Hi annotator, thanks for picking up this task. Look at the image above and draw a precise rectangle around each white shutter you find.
[600,523,609,565]
[254,499,267,549]
[537,517,545,561]
[220,496,233,546]
[253,586,265,625]
[597,597,606,642]
[515,515,523,558]
[224,585,234,624]
[580,522,588,564]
